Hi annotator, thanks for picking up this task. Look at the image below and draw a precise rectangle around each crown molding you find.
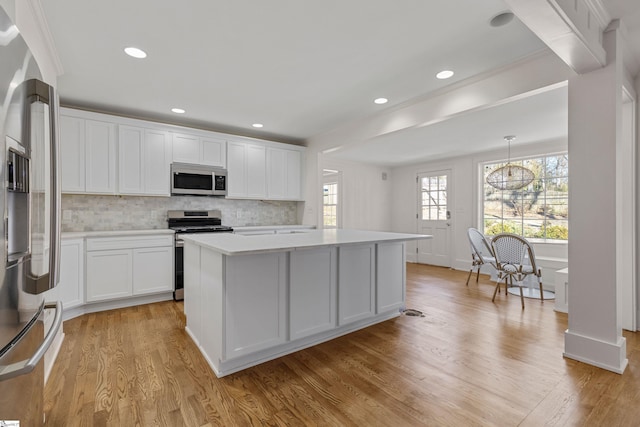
[24,0,64,76]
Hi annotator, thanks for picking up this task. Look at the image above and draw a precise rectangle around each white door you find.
[417,171,451,266]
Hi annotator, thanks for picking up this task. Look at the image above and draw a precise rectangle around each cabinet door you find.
[225,253,286,359]
[118,125,144,195]
[144,129,171,195]
[86,249,132,302]
[200,137,226,167]
[246,144,267,198]
[267,148,286,199]
[290,247,337,340]
[60,115,85,193]
[285,149,302,200]
[85,120,117,194]
[376,242,405,313]
[172,133,200,163]
[133,246,173,295]
[338,244,375,325]
[58,239,85,309]
[226,141,247,197]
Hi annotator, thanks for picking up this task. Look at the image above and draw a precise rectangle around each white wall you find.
[391,138,568,278]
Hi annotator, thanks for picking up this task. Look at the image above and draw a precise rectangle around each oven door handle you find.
[175,239,184,248]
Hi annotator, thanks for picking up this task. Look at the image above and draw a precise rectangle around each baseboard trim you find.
[564,329,628,374]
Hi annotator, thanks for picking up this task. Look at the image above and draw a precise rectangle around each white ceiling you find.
[40,1,638,166]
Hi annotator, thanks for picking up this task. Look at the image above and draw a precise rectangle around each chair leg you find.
[519,285,525,309]
[492,279,502,302]
[476,267,481,283]
[539,281,544,302]
[466,268,473,286]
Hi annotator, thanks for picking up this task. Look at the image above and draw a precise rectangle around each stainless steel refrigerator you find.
[0,5,62,425]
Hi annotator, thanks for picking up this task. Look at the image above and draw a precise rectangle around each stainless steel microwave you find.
[170,163,227,196]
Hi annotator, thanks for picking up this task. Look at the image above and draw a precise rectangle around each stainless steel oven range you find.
[167,210,233,300]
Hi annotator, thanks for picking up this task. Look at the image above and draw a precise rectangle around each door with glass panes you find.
[417,171,451,266]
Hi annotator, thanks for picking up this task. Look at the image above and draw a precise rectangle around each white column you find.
[564,26,628,373]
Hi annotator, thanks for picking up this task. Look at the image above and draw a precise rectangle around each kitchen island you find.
[181,229,430,377]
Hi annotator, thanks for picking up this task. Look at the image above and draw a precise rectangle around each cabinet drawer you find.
[87,235,173,251]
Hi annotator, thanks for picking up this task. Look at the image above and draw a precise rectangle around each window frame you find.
[480,151,569,243]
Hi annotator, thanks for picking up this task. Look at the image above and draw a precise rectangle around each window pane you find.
[482,153,568,240]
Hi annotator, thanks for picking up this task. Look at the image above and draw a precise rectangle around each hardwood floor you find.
[44,263,640,426]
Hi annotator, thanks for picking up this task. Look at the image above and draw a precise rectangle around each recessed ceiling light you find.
[436,70,454,80]
[490,11,515,27]
[252,123,264,128]
[374,98,388,105]
[124,47,147,59]
[171,108,185,114]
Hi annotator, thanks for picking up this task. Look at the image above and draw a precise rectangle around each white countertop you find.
[181,229,431,256]
[62,229,175,239]
[232,225,315,232]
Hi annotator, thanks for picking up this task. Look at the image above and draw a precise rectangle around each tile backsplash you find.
[62,194,300,232]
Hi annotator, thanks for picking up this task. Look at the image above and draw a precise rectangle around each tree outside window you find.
[483,154,568,241]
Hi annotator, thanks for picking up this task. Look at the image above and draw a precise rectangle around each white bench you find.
[554,268,569,313]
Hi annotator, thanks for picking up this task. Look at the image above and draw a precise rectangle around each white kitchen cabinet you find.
[200,137,226,167]
[376,242,406,313]
[85,119,117,194]
[267,147,303,200]
[86,234,174,303]
[226,141,247,197]
[226,141,267,199]
[86,249,133,302]
[173,133,226,168]
[60,115,85,192]
[172,133,200,164]
[247,144,267,198]
[338,244,375,325]
[133,246,173,295]
[224,252,286,359]
[119,125,170,196]
[60,115,116,194]
[59,238,85,309]
[118,125,144,194]
[289,247,337,340]
[44,238,85,310]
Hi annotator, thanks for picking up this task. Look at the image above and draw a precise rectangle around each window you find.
[420,174,448,220]
[483,154,568,241]
[323,169,341,229]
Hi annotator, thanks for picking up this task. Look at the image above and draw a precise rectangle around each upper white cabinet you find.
[59,115,85,192]
[228,140,304,200]
[172,133,226,168]
[60,113,116,194]
[60,107,304,200]
[200,137,226,167]
[227,141,267,199]
[267,147,302,200]
[119,125,171,196]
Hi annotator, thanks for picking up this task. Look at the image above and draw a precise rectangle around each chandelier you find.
[486,136,535,191]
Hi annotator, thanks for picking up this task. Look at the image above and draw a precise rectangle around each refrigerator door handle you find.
[0,301,63,381]
[47,83,61,291]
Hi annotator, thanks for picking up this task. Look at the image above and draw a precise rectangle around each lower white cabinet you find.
[289,247,337,340]
[224,252,287,359]
[338,244,375,325]
[376,242,406,313]
[133,247,173,295]
[45,238,85,310]
[86,234,174,303]
[86,249,133,302]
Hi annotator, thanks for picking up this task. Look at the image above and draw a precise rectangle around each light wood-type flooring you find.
[44,263,640,426]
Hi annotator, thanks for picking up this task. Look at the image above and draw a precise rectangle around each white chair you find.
[466,228,496,286]
[490,233,544,309]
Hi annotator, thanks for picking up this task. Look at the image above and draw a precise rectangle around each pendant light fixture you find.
[486,136,535,191]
